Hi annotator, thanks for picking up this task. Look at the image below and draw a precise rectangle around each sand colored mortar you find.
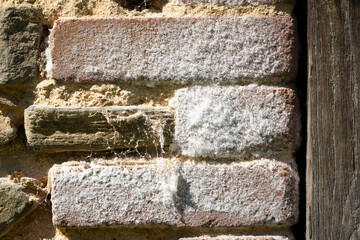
[0,1,297,239]
[0,0,293,26]
[0,0,294,107]
[53,226,294,240]
[34,79,186,107]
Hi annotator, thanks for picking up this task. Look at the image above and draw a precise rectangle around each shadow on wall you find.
[292,0,307,239]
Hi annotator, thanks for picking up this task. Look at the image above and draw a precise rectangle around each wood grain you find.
[307,0,360,239]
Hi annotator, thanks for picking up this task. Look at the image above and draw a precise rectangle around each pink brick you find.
[180,236,294,240]
[170,85,300,160]
[170,0,295,5]
[50,159,298,228]
[50,17,296,83]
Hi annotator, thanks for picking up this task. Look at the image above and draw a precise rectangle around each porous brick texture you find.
[0,0,301,238]
[170,85,300,160]
[50,159,299,228]
[50,17,296,83]
[170,0,295,5]
[180,236,294,240]
[0,6,41,85]
[24,105,174,152]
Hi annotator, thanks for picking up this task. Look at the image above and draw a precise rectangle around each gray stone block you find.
[0,178,35,237]
[24,105,174,152]
[0,6,41,85]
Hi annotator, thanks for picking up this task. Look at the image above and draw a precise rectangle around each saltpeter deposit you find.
[0,0,300,239]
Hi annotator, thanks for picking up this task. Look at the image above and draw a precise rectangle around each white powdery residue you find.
[153,157,180,208]
[148,117,166,154]
[50,160,182,226]
[45,29,52,79]
[170,85,292,159]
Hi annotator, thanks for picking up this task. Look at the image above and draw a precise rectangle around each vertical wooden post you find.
[307,0,360,239]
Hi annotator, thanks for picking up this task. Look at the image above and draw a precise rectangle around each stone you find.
[0,6,41,85]
[0,178,35,237]
[0,115,16,145]
[50,17,296,83]
[169,85,300,160]
[49,159,299,228]
[24,105,174,152]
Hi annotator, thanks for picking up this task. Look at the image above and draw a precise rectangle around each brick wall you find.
[0,0,300,239]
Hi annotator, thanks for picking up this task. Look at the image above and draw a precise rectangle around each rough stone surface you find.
[0,6,41,85]
[170,85,300,160]
[50,159,299,228]
[170,0,295,5]
[0,178,34,237]
[180,236,294,240]
[50,17,296,83]
[24,105,174,152]
[0,115,16,145]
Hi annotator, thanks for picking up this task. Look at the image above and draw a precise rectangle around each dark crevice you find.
[112,0,168,11]
[293,0,307,239]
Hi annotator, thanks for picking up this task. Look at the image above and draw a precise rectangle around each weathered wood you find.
[307,1,360,239]
[24,105,174,152]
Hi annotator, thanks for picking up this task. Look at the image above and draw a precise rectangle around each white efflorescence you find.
[49,159,298,227]
[169,0,290,5]
[50,17,295,83]
[179,236,294,240]
[154,157,180,207]
[51,163,179,227]
[170,85,298,159]
[45,29,52,79]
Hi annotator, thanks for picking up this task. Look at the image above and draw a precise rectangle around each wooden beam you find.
[307,0,360,239]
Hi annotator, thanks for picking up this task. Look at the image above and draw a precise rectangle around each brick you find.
[170,0,295,5]
[0,178,35,237]
[170,85,300,160]
[50,159,299,228]
[24,105,173,152]
[50,17,296,83]
[0,6,41,85]
[180,236,294,240]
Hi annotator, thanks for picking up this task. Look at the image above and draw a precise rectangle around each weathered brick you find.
[170,85,300,160]
[180,236,294,240]
[0,6,41,85]
[50,159,299,228]
[24,105,173,152]
[50,17,296,83]
[170,0,295,5]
